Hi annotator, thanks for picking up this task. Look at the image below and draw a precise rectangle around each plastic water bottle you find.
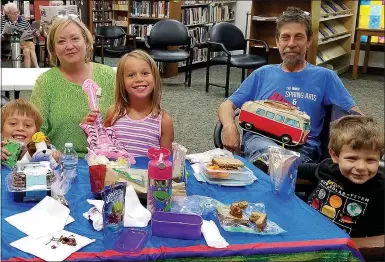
[61,143,78,181]
[147,147,172,213]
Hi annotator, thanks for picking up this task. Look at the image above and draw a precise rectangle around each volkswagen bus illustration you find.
[238,100,311,146]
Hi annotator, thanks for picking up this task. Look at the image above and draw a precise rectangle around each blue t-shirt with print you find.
[229,63,356,147]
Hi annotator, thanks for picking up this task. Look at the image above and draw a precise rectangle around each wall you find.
[233,1,252,54]
[234,0,252,38]
[234,1,384,68]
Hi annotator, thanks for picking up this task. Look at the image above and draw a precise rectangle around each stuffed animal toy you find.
[238,100,311,146]
[80,79,136,165]
[19,132,58,169]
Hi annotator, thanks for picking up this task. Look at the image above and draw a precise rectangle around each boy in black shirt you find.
[298,115,384,237]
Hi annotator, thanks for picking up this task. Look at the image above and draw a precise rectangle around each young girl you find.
[104,50,174,157]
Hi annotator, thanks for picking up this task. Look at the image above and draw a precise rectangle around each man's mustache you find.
[283,49,300,54]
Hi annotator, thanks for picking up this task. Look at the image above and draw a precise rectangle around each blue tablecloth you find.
[1,157,363,261]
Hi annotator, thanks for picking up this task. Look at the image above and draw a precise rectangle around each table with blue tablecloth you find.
[1,156,363,261]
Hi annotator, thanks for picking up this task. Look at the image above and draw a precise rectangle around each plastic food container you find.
[114,228,150,253]
[202,162,254,181]
[152,211,202,240]
[6,162,54,202]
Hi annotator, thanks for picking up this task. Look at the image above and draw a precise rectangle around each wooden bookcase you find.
[88,0,113,34]
[89,0,181,78]
[179,0,237,68]
[249,0,358,75]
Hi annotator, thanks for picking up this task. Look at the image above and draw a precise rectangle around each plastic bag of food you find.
[215,202,285,235]
[268,146,301,197]
[172,142,187,183]
[171,195,285,235]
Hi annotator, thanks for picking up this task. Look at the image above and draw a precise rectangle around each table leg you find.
[352,31,361,80]
[363,36,371,74]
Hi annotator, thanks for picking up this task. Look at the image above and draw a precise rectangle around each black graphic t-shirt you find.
[299,159,384,237]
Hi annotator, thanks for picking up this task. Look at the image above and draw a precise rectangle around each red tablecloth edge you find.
[6,237,361,261]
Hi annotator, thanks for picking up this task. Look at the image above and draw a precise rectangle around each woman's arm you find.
[160,112,174,153]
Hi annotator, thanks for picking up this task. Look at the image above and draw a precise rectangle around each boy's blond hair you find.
[1,99,43,131]
[106,49,162,126]
[329,115,384,156]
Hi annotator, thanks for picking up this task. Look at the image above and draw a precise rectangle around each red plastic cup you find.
[89,164,106,194]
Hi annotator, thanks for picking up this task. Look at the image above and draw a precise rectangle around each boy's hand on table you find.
[1,140,10,161]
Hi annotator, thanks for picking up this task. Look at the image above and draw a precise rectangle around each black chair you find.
[93,26,136,64]
[1,95,10,107]
[1,34,12,62]
[145,19,192,87]
[206,22,269,97]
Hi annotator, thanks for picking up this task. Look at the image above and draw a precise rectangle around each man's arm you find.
[218,100,240,153]
[325,71,360,113]
[217,68,262,153]
[218,99,237,128]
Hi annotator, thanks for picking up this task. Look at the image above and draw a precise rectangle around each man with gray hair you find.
[1,2,39,68]
[218,7,361,166]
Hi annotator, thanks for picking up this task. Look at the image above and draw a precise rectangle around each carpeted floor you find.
[3,58,384,154]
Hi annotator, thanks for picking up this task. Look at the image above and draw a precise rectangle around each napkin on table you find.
[201,220,229,248]
[82,199,103,231]
[5,196,71,239]
[191,163,205,182]
[10,230,95,262]
[82,185,151,228]
[186,148,233,164]
[124,184,151,227]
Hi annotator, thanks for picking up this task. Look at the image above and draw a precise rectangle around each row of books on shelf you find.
[316,43,346,64]
[181,5,234,25]
[181,0,235,5]
[188,26,208,45]
[126,23,210,45]
[113,20,128,27]
[178,48,222,67]
[320,0,351,17]
[92,22,113,33]
[128,24,153,40]
[92,1,113,11]
[92,11,113,21]
[131,0,170,18]
[113,2,129,11]
[318,20,348,40]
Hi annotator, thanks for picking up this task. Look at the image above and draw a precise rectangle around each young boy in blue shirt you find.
[298,115,384,237]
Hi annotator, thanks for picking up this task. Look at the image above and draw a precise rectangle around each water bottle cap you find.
[65,143,73,148]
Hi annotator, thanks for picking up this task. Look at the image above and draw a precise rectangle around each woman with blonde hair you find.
[30,16,115,156]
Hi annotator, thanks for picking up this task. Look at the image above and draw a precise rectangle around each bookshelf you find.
[89,0,113,34]
[249,0,358,75]
[89,1,237,75]
[179,0,236,67]
[89,0,181,77]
